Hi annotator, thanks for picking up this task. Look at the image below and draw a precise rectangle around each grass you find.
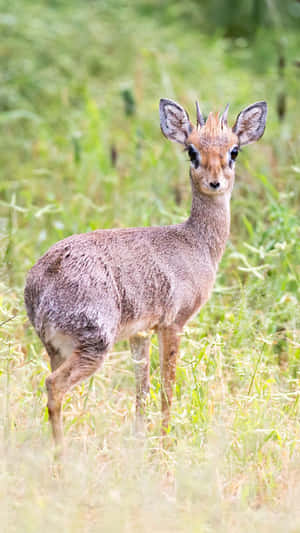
[0,1,300,531]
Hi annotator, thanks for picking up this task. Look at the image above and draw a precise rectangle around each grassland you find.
[0,1,300,531]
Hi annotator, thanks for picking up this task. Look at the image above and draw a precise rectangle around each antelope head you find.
[159,98,267,197]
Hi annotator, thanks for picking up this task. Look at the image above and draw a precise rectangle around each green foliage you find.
[200,0,300,38]
[0,0,300,530]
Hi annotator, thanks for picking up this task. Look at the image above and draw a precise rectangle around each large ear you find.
[159,98,193,145]
[232,101,267,146]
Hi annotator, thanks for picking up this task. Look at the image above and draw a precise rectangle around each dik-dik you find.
[25,98,267,451]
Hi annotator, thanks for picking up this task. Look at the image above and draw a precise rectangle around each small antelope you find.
[25,98,267,450]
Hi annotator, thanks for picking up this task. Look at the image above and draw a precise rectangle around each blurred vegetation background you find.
[0,1,300,531]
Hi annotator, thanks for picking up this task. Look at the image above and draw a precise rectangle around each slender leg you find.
[45,342,66,372]
[50,352,64,372]
[158,325,181,436]
[46,351,104,454]
[129,334,151,435]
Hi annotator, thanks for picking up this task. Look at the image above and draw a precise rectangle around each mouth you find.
[200,182,230,196]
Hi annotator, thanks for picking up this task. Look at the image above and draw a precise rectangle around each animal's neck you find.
[186,179,231,266]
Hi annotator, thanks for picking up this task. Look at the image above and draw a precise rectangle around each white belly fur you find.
[117,318,154,341]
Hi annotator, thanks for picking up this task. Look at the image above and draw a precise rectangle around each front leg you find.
[158,325,181,435]
[129,334,151,435]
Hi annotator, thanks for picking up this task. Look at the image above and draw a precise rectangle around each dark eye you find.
[188,145,200,169]
[230,146,239,161]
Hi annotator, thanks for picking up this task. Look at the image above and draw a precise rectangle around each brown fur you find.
[24,98,267,454]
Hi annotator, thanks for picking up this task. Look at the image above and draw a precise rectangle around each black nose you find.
[209,181,220,189]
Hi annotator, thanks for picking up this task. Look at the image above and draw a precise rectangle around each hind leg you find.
[45,344,65,372]
[45,332,77,372]
[130,334,151,435]
[46,350,106,454]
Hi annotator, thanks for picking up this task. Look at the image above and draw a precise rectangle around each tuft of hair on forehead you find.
[203,112,222,134]
[194,110,237,149]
